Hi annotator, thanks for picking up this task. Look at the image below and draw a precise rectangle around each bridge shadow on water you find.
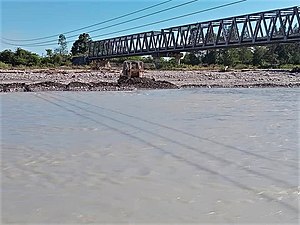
[35,93,298,214]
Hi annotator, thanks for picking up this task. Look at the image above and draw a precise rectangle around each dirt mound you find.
[117,77,178,89]
[0,77,178,92]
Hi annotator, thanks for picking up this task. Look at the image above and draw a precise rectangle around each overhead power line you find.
[3,0,201,46]
[1,0,247,48]
[92,0,248,40]
[1,0,173,42]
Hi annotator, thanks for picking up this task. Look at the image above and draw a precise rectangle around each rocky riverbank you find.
[0,68,299,92]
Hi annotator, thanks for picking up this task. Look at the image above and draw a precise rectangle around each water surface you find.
[1,88,299,224]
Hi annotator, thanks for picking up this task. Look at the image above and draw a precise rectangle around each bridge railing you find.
[88,6,300,60]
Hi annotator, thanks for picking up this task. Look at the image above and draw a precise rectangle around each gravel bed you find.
[0,69,299,92]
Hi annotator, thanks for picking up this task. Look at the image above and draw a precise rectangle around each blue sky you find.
[1,0,299,55]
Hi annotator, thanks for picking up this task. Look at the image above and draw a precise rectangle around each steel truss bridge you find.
[88,6,300,60]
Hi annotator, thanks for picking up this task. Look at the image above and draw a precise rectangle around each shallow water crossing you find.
[1,88,299,224]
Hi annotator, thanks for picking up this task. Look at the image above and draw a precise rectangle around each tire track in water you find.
[34,93,298,214]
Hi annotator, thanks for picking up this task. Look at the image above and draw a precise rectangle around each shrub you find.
[0,61,11,69]
[291,66,300,73]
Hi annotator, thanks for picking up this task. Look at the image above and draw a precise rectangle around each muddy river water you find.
[1,88,299,224]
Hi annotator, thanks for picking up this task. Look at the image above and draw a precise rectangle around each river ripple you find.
[1,88,299,224]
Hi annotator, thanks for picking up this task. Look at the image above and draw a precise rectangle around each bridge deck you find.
[88,6,300,60]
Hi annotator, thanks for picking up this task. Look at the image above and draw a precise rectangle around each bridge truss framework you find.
[88,6,300,60]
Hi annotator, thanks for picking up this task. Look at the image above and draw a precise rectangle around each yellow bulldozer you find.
[121,60,144,78]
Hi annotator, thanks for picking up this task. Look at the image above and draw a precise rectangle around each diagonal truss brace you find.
[89,6,300,60]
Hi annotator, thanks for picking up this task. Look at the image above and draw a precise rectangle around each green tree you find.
[289,43,300,64]
[13,48,40,66]
[182,53,200,65]
[238,47,253,65]
[216,49,240,66]
[0,49,15,65]
[202,50,217,65]
[46,49,53,58]
[14,48,27,65]
[264,45,279,66]
[252,46,267,66]
[52,54,63,65]
[71,33,92,56]
[56,34,68,55]
[40,49,53,66]
[274,44,291,65]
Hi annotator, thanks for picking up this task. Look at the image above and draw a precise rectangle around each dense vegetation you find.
[181,43,300,70]
[111,43,300,70]
[0,32,299,70]
[0,33,91,69]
